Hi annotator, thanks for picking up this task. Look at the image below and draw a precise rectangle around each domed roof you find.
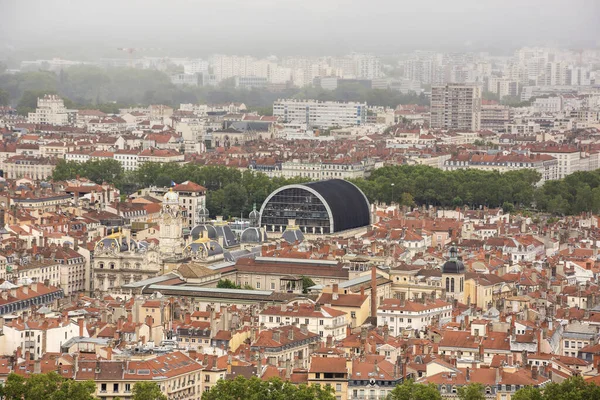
[198,206,209,216]
[214,224,238,248]
[185,238,224,258]
[163,188,179,203]
[442,247,465,274]
[241,227,267,243]
[282,227,304,244]
[249,203,260,220]
[190,224,218,241]
[94,234,138,252]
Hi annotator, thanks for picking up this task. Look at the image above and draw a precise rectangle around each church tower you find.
[441,246,465,302]
[159,189,184,256]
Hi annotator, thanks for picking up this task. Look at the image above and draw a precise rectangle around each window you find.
[113,383,119,393]
[100,383,107,393]
[336,383,342,392]
[256,282,261,289]
[205,375,210,382]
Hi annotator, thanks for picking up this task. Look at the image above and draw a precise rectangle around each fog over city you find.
[2,0,600,58]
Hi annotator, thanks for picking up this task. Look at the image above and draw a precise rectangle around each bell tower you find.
[160,188,184,256]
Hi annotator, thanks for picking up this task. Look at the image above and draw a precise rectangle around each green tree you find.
[132,382,167,400]
[0,372,97,400]
[511,386,544,400]
[17,90,60,115]
[457,383,486,400]
[201,376,335,400]
[301,276,316,294]
[0,88,9,106]
[388,379,442,400]
[217,279,241,289]
[541,376,600,400]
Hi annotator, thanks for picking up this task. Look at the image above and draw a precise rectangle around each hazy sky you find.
[1,0,599,58]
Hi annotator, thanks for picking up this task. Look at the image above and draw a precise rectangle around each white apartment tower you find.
[430,83,482,131]
[27,94,69,125]
[273,99,367,129]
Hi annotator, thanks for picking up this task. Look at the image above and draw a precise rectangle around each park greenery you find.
[0,372,166,400]
[201,376,335,400]
[52,160,600,217]
[0,65,428,112]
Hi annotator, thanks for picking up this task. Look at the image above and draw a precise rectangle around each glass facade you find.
[261,188,332,234]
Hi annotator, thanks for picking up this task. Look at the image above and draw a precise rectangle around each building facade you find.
[430,84,482,131]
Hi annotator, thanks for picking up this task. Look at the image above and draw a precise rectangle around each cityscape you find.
[1,1,600,399]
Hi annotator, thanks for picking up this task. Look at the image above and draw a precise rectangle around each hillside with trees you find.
[0,65,427,111]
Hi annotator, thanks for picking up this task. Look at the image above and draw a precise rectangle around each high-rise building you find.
[430,83,482,131]
[273,99,367,128]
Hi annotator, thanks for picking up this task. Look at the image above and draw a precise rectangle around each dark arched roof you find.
[260,179,370,233]
[304,179,370,232]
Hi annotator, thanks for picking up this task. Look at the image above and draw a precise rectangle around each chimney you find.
[383,324,389,342]
[288,328,294,341]
[332,284,339,300]
[106,346,113,360]
[273,330,281,343]
[185,312,191,325]
[34,359,41,374]
[326,334,333,348]
[78,318,85,337]
[466,367,471,382]
[371,265,377,324]
[532,366,538,380]
[73,353,79,374]
[300,324,308,335]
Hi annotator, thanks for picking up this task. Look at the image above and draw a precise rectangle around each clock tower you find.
[159,188,184,256]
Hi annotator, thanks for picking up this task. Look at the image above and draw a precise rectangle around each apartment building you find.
[377,298,452,335]
[529,144,586,179]
[27,95,70,125]
[0,316,86,358]
[2,156,57,180]
[75,351,202,400]
[250,325,320,369]
[273,99,367,128]
[480,103,512,132]
[259,302,347,340]
[430,83,482,131]
[444,152,559,183]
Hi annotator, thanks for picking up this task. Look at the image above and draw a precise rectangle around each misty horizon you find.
[1,0,600,60]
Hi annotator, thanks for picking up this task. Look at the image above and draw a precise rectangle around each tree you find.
[0,88,9,106]
[0,372,97,400]
[217,279,241,289]
[301,276,315,294]
[511,386,543,400]
[457,383,486,400]
[388,379,442,400]
[132,382,167,400]
[201,376,335,400]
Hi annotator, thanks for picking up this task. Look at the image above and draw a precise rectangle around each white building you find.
[532,96,563,113]
[27,95,69,125]
[273,99,367,128]
[259,302,347,340]
[0,317,87,358]
[113,150,139,171]
[377,298,452,336]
